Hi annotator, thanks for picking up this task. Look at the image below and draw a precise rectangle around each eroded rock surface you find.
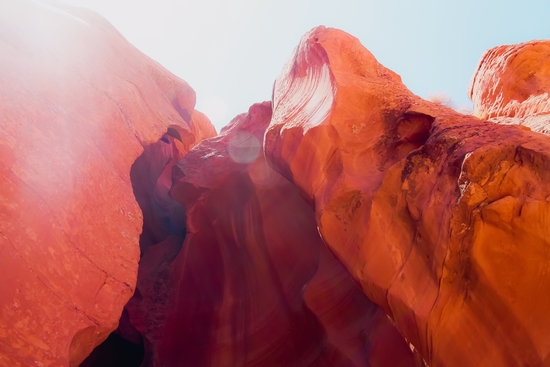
[126,101,421,366]
[266,26,550,366]
[469,40,550,133]
[0,1,208,365]
[5,0,550,365]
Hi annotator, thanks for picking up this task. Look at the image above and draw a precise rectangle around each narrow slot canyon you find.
[3,1,550,366]
[79,129,189,366]
[80,102,423,366]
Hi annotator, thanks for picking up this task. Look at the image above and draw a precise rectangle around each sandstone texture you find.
[126,102,421,367]
[4,0,550,365]
[265,26,550,366]
[0,0,213,365]
[470,40,550,133]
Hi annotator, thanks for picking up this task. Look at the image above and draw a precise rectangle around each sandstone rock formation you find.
[0,0,214,366]
[124,101,422,367]
[469,40,550,133]
[3,0,550,365]
[265,26,550,366]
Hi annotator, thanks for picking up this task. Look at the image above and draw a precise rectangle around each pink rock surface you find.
[469,40,550,133]
[6,0,550,365]
[127,102,420,366]
[0,0,209,365]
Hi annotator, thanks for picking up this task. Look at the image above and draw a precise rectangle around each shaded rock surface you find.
[265,26,550,366]
[469,40,550,133]
[0,0,209,365]
[4,0,550,365]
[127,101,421,366]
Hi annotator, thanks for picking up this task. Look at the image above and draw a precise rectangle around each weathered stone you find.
[127,102,420,366]
[0,0,210,365]
[266,26,550,366]
[469,40,550,133]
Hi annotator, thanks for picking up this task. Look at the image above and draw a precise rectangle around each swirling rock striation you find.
[469,40,550,133]
[266,26,550,366]
[4,1,550,365]
[127,101,421,366]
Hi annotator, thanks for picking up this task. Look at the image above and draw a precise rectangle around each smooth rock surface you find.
[0,1,208,365]
[469,40,550,133]
[5,0,550,365]
[266,26,550,366]
[128,101,421,367]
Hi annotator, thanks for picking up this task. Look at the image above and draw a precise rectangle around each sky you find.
[56,0,550,131]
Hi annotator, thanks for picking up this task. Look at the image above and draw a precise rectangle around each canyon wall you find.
[0,1,214,366]
[265,26,550,366]
[469,40,550,133]
[2,1,550,366]
[125,101,422,366]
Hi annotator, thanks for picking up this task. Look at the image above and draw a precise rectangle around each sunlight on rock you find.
[227,130,261,163]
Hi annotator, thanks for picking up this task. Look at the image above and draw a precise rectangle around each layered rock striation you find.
[127,101,421,366]
[265,26,550,366]
[3,1,550,366]
[469,40,550,133]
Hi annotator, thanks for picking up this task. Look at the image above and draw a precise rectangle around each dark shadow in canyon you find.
[79,132,187,367]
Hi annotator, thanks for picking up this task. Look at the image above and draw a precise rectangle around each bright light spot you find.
[227,131,260,164]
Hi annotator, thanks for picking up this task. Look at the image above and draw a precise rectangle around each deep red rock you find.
[6,0,550,365]
[266,26,550,366]
[304,243,423,367]
[126,102,421,366]
[469,40,550,133]
[0,1,213,365]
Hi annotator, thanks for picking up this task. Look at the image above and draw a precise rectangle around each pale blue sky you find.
[58,0,550,131]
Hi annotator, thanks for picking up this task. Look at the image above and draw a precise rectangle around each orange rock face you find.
[5,0,550,365]
[469,40,550,133]
[266,26,550,366]
[0,0,211,366]
[125,102,421,367]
